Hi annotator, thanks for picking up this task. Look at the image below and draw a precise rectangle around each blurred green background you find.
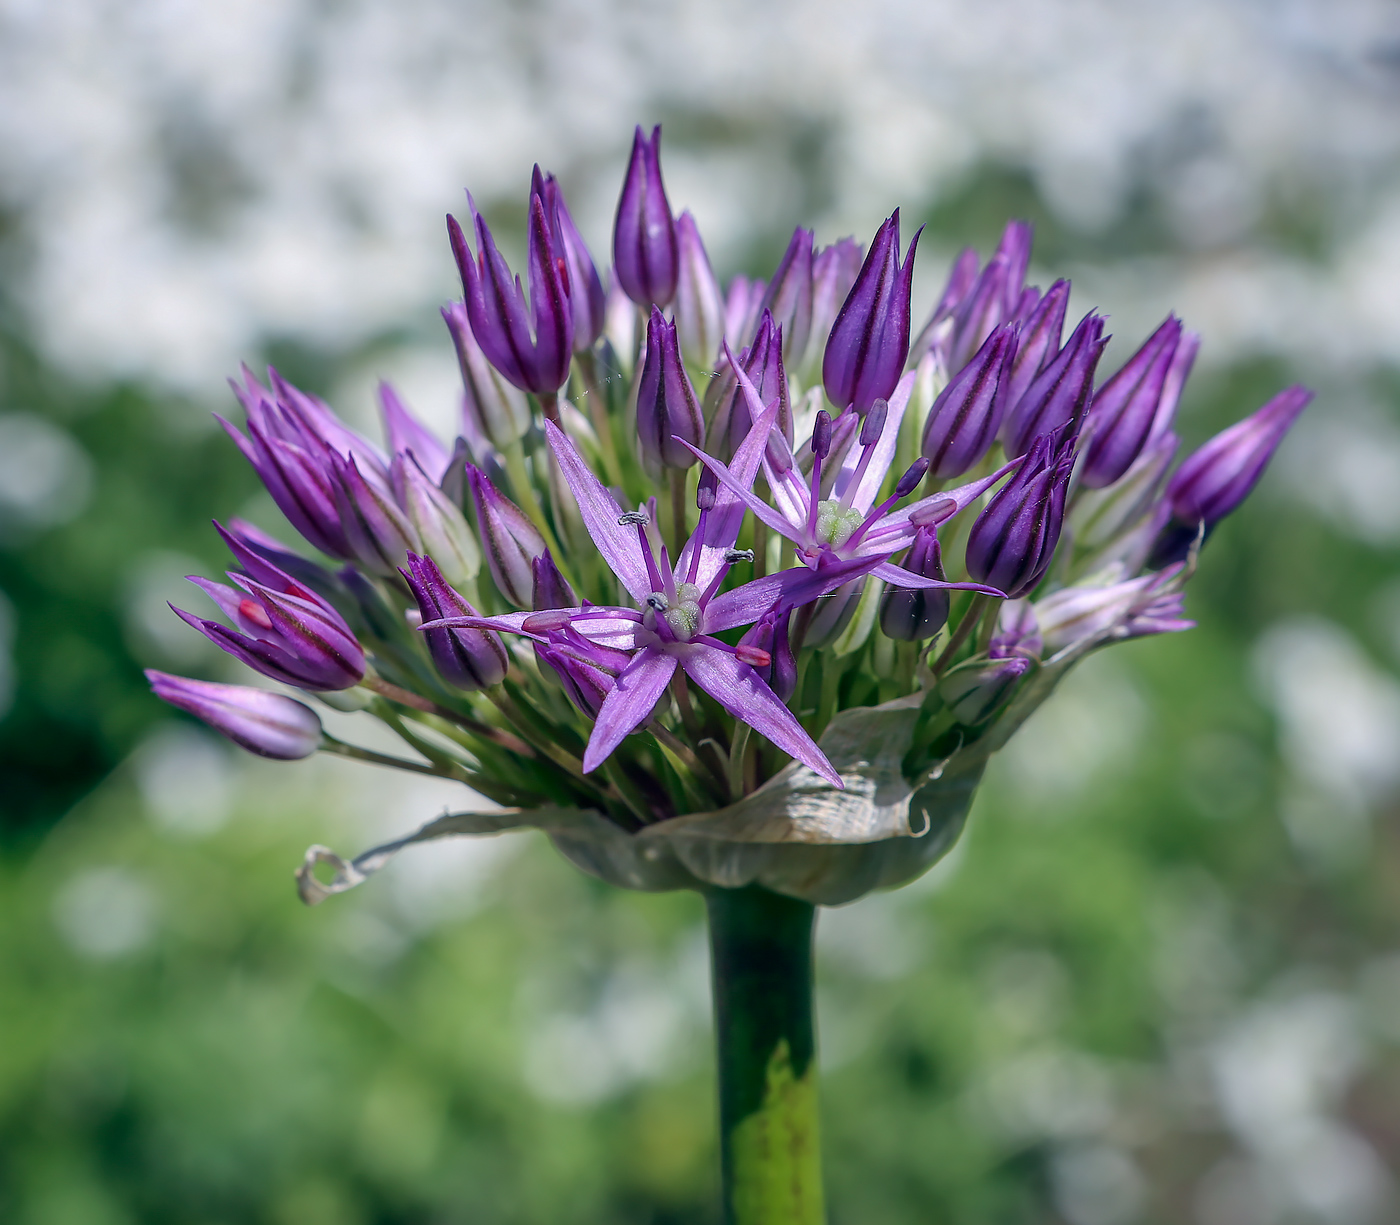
[5,3,1400,1222]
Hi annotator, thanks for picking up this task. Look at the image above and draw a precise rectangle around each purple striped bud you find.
[378,382,449,482]
[173,539,365,691]
[1001,279,1069,411]
[612,125,678,308]
[536,169,606,351]
[1149,385,1312,567]
[636,306,706,472]
[442,301,532,451]
[464,463,546,608]
[330,452,421,577]
[879,525,950,641]
[674,211,725,369]
[911,246,980,363]
[531,548,576,611]
[1002,311,1108,458]
[146,671,323,760]
[713,311,793,457]
[989,600,1042,660]
[947,250,1009,373]
[760,227,815,365]
[965,428,1077,598]
[448,177,573,395]
[921,323,1019,479]
[1080,315,1182,489]
[738,607,798,701]
[402,553,507,691]
[536,628,634,719]
[806,238,863,374]
[1150,329,1199,443]
[994,220,1034,318]
[724,275,768,351]
[823,210,921,413]
[390,453,480,589]
[937,656,1030,725]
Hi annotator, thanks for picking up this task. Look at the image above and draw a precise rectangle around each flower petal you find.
[869,561,1004,596]
[703,553,888,632]
[678,643,841,788]
[544,419,652,600]
[830,368,915,512]
[582,646,678,773]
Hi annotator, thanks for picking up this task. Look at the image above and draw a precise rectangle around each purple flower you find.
[712,312,792,457]
[146,671,323,759]
[464,462,546,608]
[536,169,606,351]
[942,221,1033,373]
[965,427,1077,599]
[1149,385,1312,567]
[911,246,979,364]
[535,628,635,720]
[937,656,1030,725]
[401,553,508,691]
[636,306,706,472]
[613,125,678,309]
[724,275,768,353]
[173,523,365,690]
[1034,565,1194,652]
[330,450,421,577]
[1080,315,1183,489]
[390,452,480,589]
[921,322,1019,479]
[1000,279,1070,411]
[531,548,576,611]
[424,415,884,786]
[1002,310,1108,458]
[805,238,863,375]
[879,524,950,641]
[673,211,725,369]
[822,210,921,413]
[759,227,815,365]
[448,170,573,396]
[686,364,1007,597]
[989,599,1043,660]
[442,301,532,451]
[378,382,450,482]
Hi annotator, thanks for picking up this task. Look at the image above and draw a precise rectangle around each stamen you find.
[686,507,709,585]
[845,459,931,551]
[658,544,677,602]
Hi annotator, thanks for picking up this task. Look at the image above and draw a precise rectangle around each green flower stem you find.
[931,592,990,677]
[670,467,689,559]
[707,886,825,1225]
[319,735,464,780]
[362,676,533,757]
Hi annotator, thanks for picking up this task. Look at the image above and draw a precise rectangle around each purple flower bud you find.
[636,306,706,472]
[674,211,725,369]
[1002,311,1108,458]
[993,220,1034,318]
[536,627,634,719]
[921,323,1019,479]
[146,671,323,760]
[612,125,678,308]
[911,246,979,363]
[173,540,365,691]
[536,169,606,351]
[823,210,921,413]
[879,525,950,641]
[806,238,863,374]
[947,248,1010,372]
[1035,569,1194,653]
[937,656,1030,725]
[724,274,768,352]
[531,548,576,611]
[1000,279,1069,411]
[1071,430,1179,553]
[738,607,798,701]
[1080,315,1183,489]
[713,311,793,457]
[760,227,815,365]
[464,462,546,608]
[1148,385,1312,567]
[378,382,449,482]
[965,428,1077,598]
[402,553,508,691]
[390,452,480,588]
[442,301,532,452]
[1149,329,1200,444]
[330,452,421,577]
[989,600,1042,660]
[448,178,573,395]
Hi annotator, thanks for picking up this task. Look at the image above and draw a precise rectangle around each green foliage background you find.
[3,162,1399,1225]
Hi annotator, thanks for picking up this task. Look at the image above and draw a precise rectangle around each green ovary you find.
[814,500,864,548]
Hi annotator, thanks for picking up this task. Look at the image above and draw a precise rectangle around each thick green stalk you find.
[706,886,824,1225]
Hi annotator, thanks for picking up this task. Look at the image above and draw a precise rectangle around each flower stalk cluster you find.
[154,125,1308,842]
